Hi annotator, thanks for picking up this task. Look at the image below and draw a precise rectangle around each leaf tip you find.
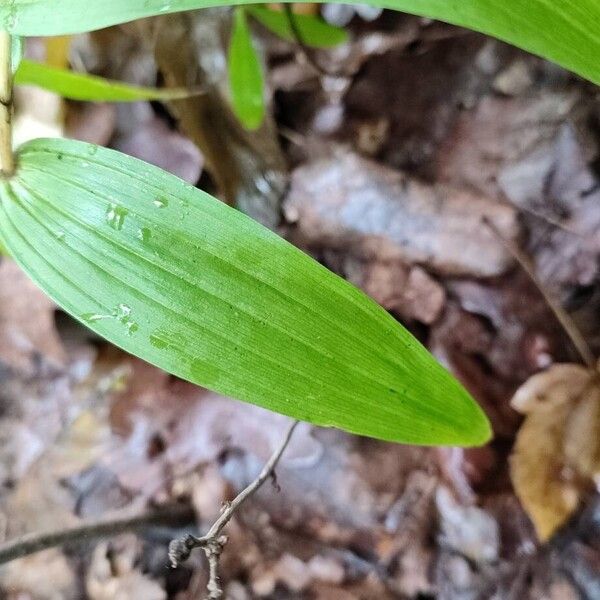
[457,394,493,447]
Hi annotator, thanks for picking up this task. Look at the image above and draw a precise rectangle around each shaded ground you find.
[1,8,600,599]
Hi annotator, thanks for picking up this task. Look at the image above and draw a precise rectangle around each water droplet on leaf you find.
[81,313,105,323]
[115,304,138,336]
[125,322,139,335]
[116,304,131,317]
[106,204,128,230]
[137,227,152,243]
[81,304,138,336]
[153,196,169,208]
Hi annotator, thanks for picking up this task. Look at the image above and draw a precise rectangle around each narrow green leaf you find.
[14,59,203,102]
[247,6,348,48]
[1,1,599,87]
[0,138,490,446]
[228,8,265,130]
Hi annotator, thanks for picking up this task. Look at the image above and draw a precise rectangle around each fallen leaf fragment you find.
[0,259,66,373]
[86,538,166,600]
[435,487,499,564]
[510,362,600,541]
[284,150,519,277]
[0,549,78,600]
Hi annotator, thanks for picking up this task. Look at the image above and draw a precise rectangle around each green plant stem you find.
[0,31,14,176]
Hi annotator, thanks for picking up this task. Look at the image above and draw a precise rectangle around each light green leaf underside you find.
[247,6,348,48]
[15,59,203,102]
[0,138,490,446]
[10,35,23,74]
[228,8,265,130]
[1,1,599,85]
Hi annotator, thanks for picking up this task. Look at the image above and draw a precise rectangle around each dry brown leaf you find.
[435,487,499,564]
[0,259,66,373]
[0,549,78,600]
[112,102,203,183]
[284,150,519,278]
[86,538,166,600]
[66,102,116,146]
[510,362,600,541]
[342,258,445,324]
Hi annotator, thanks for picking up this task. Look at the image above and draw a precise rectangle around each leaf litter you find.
[1,10,600,599]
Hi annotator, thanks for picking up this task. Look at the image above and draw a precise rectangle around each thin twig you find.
[0,504,194,565]
[484,217,596,369]
[517,203,583,236]
[169,419,299,598]
[283,5,351,79]
[0,31,14,176]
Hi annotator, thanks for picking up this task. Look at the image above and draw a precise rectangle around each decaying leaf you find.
[510,362,600,540]
[337,256,446,324]
[111,102,203,183]
[284,150,519,278]
[1,549,78,600]
[0,258,66,373]
[86,538,166,600]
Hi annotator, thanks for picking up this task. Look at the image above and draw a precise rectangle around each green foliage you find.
[14,59,203,101]
[0,138,491,446]
[228,5,347,127]
[247,6,348,48]
[1,1,599,86]
[228,8,265,130]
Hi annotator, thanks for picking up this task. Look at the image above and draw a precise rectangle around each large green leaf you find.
[1,1,599,85]
[0,138,490,446]
[228,8,265,130]
[247,6,348,48]
[15,59,203,101]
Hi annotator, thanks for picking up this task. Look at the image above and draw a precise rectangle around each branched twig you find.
[0,504,194,565]
[484,217,596,369]
[169,419,299,599]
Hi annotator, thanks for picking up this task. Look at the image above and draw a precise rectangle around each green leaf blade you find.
[2,1,600,86]
[247,6,348,48]
[228,8,265,130]
[14,59,201,102]
[0,138,491,447]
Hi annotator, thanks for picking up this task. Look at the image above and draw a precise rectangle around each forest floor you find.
[1,8,599,600]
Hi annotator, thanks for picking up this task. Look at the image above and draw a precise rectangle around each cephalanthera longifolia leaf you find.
[228,8,265,130]
[246,6,348,48]
[1,1,599,85]
[0,138,490,446]
[15,59,203,102]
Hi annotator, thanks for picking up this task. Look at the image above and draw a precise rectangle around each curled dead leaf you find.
[510,362,600,541]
